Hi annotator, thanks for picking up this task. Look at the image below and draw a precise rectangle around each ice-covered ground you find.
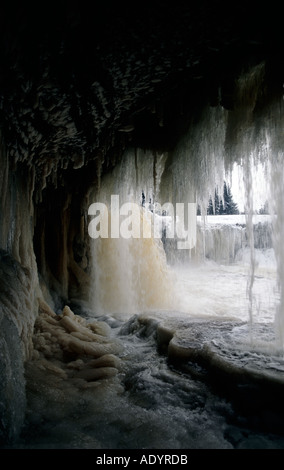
[15,306,284,450]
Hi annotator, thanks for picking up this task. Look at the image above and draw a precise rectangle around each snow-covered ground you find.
[197,214,272,226]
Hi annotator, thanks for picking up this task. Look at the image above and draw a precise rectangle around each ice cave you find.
[1,1,284,450]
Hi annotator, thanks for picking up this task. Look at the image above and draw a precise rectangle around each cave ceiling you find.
[0,1,283,187]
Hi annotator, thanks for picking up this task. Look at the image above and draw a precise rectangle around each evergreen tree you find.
[207,195,214,215]
[223,182,239,215]
[218,195,224,214]
[206,182,239,215]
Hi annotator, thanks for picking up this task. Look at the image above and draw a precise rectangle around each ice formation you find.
[31,302,122,383]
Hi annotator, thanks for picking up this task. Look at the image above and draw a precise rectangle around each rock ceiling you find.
[0,1,283,187]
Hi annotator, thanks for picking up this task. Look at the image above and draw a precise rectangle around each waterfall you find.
[88,149,176,316]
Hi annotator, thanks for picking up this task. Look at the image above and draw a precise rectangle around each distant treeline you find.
[198,182,269,216]
[196,182,239,216]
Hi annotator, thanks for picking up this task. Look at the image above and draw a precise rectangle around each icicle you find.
[269,150,284,352]
[134,147,138,187]
[28,165,36,216]
[243,154,256,331]
[73,152,85,169]
[153,150,157,203]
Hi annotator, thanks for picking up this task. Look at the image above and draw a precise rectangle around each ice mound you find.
[21,301,125,445]
[29,301,123,387]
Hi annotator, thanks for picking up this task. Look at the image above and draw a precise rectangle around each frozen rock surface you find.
[0,316,26,444]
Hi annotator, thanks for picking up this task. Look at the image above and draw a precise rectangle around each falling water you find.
[88,149,176,316]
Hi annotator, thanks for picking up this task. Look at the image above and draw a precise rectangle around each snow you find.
[197,214,272,226]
